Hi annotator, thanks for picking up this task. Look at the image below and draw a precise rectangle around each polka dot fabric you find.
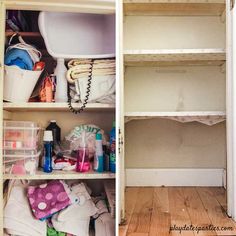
[27,180,71,220]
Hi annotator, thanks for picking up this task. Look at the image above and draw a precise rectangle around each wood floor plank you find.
[168,187,195,236]
[182,187,215,236]
[127,187,154,236]
[149,187,171,236]
[208,187,227,213]
[197,187,236,236]
[120,187,236,236]
[119,187,140,236]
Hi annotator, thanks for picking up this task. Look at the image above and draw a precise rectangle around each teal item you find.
[94,133,104,172]
[109,121,116,173]
[4,48,34,70]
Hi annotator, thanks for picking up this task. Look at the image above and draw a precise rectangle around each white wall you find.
[125,119,226,168]
[125,66,226,112]
[124,16,225,50]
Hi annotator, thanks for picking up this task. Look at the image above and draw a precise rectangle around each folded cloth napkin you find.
[27,180,78,220]
[52,199,98,236]
[4,183,47,236]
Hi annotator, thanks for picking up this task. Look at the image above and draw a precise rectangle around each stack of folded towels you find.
[67,58,115,104]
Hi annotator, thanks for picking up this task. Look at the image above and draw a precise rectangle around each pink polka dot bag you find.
[27,180,75,220]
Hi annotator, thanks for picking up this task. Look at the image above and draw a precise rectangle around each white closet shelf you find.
[125,111,226,125]
[4,0,115,14]
[124,49,226,66]
[124,0,225,16]
[3,102,115,112]
[3,170,115,180]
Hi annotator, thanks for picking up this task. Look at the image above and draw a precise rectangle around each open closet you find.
[119,0,236,234]
[0,1,116,235]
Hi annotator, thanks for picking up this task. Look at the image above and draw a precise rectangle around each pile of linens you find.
[4,180,115,236]
[67,58,115,104]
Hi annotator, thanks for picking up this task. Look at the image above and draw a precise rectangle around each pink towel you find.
[27,180,72,220]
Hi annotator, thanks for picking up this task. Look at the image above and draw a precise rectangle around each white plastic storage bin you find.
[3,121,41,150]
[3,149,40,175]
[4,65,43,102]
[38,12,115,59]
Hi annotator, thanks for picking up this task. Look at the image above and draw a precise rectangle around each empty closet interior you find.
[123,1,227,187]
[1,2,115,235]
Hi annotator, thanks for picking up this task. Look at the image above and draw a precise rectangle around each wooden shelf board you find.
[3,170,115,180]
[124,1,225,16]
[124,48,226,66]
[3,102,115,112]
[125,111,226,117]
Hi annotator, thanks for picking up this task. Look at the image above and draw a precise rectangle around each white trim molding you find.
[126,168,224,187]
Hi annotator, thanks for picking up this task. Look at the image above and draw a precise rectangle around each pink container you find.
[76,148,90,172]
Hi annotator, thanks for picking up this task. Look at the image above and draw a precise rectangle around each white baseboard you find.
[126,168,224,187]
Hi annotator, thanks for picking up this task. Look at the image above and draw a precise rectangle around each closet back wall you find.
[124,16,225,49]
[11,112,114,137]
[125,119,226,168]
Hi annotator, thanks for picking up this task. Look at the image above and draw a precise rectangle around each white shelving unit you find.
[120,0,236,225]
[124,0,226,16]
[0,1,116,235]
[4,170,115,180]
[3,102,115,111]
[125,111,226,124]
[124,48,226,66]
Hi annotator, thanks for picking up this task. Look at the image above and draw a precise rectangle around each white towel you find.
[95,213,115,236]
[52,199,98,236]
[4,185,46,236]
[76,75,115,103]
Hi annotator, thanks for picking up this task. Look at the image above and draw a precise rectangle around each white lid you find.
[43,130,53,141]
[50,120,56,123]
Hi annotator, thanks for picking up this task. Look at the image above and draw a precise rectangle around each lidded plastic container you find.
[3,121,41,150]
[3,150,40,175]
[3,121,41,175]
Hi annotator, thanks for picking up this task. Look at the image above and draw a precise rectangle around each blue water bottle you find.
[43,130,53,173]
[109,121,116,173]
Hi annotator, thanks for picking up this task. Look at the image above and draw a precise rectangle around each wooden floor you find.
[119,187,236,236]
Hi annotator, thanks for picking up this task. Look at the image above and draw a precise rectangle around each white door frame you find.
[226,0,236,220]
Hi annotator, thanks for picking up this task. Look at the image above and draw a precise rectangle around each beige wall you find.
[125,119,226,168]
[125,66,226,112]
[11,111,115,138]
[124,16,225,50]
